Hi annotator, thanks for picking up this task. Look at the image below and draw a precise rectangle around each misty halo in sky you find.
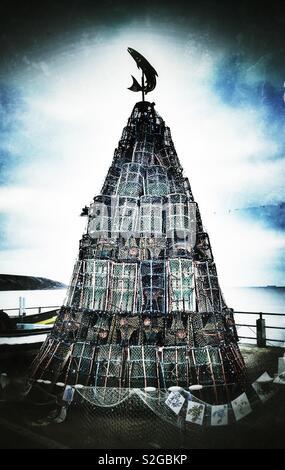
[0,21,284,289]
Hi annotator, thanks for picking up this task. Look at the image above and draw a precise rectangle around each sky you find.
[0,0,285,287]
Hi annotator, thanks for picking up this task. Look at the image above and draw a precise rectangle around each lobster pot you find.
[140,260,166,315]
[108,262,138,314]
[140,195,164,237]
[65,260,83,308]
[66,342,96,386]
[78,260,109,310]
[132,140,155,165]
[193,347,223,386]
[201,312,226,347]
[79,311,98,342]
[93,238,117,259]
[165,194,196,245]
[101,165,121,195]
[194,232,213,261]
[145,166,169,196]
[120,125,135,146]
[111,196,139,237]
[195,262,223,313]
[139,236,166,260]
[208,347,224,384]
[94,345,123,387]
[128,345,159,388]
[169,175,185,194]
[52,308,82,343]
[93,260,109,311]
[158,147,178,169]
[116,163,144,197]
[88,196,111,239]
[167,258,195,312]
[161,346,189,388]
[79,260,95,309]
[183,177,194,199]
[189,313,205,347]
[30,337,68,381]
[163,126,173,147]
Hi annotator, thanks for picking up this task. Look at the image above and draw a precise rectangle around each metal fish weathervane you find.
[127,47,158,101]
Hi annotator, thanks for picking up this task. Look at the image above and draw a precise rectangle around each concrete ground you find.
[0,344,285,449]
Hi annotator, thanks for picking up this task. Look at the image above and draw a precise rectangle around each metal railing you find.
[3,305,61,317]
[234,311,285,347]
[2,305,285,347]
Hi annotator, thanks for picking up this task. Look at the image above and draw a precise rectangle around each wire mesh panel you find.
[140,196,164,237]
[66,342,97,385]
[101,165,121,195]
[30,337,66,381]
[93,238,117,259]
[200,312,226,347]
[65,260,83,308]
[128,345,159,388]
[116,163,144,197]
[94,344,123,387]
[111,196,139,237]
[78,260,110,310]
[158,147,180,170]
[165,194,196,247]
[194,262,223,313]
[120,125,136,146]
[145,166,169,196]
[118,237,140,260]
[88,196,111,239]
[139,236,166,260]
[132,140,155,165]
[108,262,138,314]
[169,175,185,194]
[168,258,195,312]
[194,232,213,261]
[163,126,173,147]
[161,346,189,388]
[80,260,95,309]
[93,260,110,310]
[140,260,166,315]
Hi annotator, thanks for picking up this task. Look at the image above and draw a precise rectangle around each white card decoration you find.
[62,385,75,403]
[185,400,205,425]
[252,373,274,403]
[165,392,185,415]
[278,357,285,375]
[211,404,228,426]
[273,372,285,385]
[231,392,252,421]
[256,372,273,383]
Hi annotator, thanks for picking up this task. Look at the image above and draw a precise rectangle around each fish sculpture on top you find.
[127,47,158,101]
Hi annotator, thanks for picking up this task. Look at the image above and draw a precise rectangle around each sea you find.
[1,286,285,345]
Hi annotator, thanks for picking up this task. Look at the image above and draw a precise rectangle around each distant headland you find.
[0,274,66,291]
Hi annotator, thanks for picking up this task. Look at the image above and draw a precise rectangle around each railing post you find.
[256,313,266,348]
[19,296,23,321]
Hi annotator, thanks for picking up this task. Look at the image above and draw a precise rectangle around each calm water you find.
[224,287,285,345]
[1,287,284,344]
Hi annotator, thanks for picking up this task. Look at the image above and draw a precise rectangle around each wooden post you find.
[256,313,266,348]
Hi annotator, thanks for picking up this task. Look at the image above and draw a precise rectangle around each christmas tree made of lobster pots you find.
[30,48,246,403]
